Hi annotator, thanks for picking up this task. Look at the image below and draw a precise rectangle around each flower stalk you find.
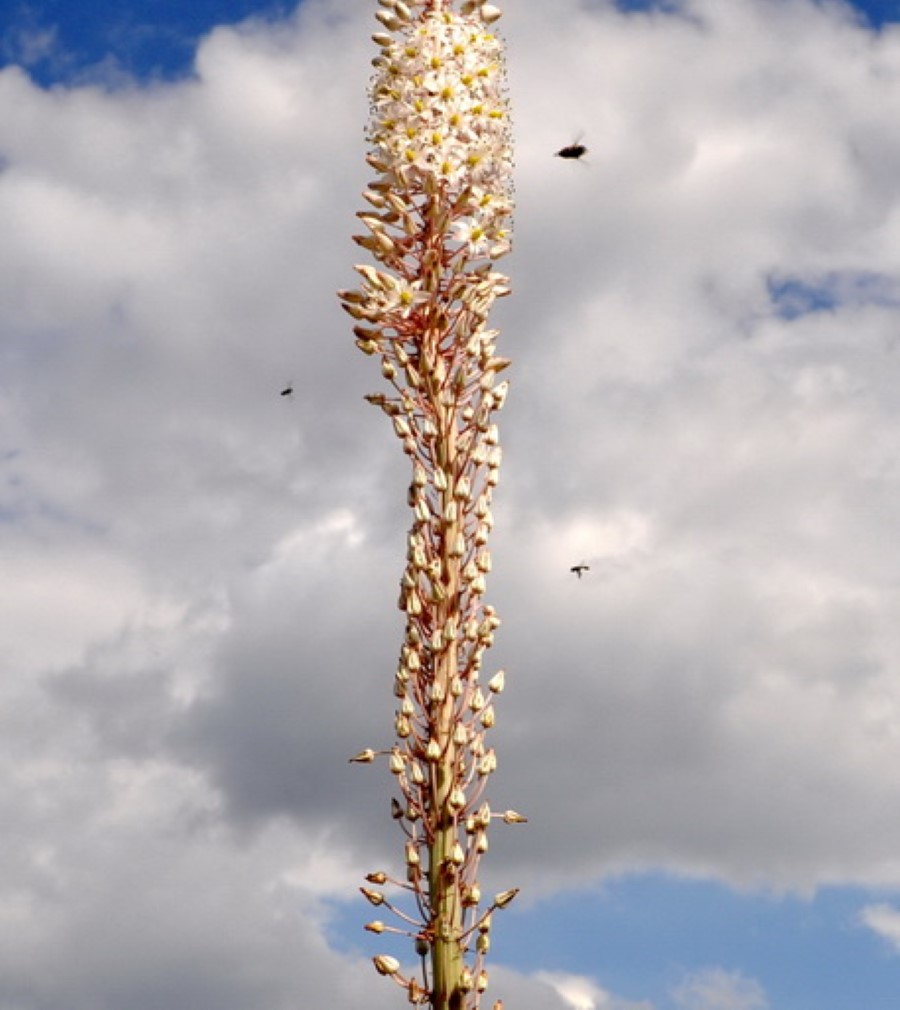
[340,2,519,1009]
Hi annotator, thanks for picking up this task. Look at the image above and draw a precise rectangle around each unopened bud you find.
[374,9,400,29]
[365,920,385,933]
[350,748,376,763]
[373,954,401,976]
[502,809,528,824]
[488,670,505,693]
[494,887,519,909]
[361,887,385,906]
[478,750,497,776]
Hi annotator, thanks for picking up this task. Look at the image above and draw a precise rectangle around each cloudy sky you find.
[4,0,900,1007]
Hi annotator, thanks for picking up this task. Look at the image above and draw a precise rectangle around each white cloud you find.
[859,902,900,952]
[538,971,614,1010]
[517,969,650,1010]
[673,968,768,1010]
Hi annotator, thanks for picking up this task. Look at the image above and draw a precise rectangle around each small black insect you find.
[280,384,293,397]
[556,141,588,160]
[570,564,590,579]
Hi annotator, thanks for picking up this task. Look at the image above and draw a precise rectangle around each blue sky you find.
[328,877,900,1009]
[1,0,290,83]
[3,0,900,84]
[6,1,900,1010]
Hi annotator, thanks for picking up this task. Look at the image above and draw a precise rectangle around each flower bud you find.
[374,10,400,30]
[493,887,519,909]
[478,749,497,776]
[502,809,528,824]
[373,954,401,976]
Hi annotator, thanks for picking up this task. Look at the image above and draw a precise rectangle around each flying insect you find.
[280,384,293,397]
[570,564,590,579]
[556,139,588,160]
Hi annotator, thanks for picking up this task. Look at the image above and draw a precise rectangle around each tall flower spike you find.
[342,4,521,1010]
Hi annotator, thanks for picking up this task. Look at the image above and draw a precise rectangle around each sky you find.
[4,0,900,1007]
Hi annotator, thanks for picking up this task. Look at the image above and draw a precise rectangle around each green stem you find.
[429,382,465,1010]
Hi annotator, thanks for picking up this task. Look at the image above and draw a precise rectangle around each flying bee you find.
[570,563,590,579]
[555,136,588,160]
[280,384,293,397]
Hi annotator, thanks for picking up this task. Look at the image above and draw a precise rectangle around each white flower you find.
[451,218,491,255]
[366,8,514,235]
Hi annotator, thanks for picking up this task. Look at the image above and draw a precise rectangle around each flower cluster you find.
[340,3,519,1010]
